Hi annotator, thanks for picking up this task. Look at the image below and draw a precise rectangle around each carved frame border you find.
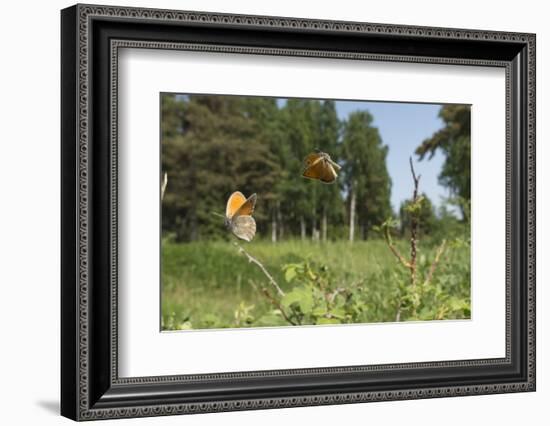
[61,3,535,421]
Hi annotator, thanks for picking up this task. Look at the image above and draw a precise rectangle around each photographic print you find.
[160,94,471,331]
[61,6,535,418]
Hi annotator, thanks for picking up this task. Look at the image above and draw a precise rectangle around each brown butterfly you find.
[302,151,341,184]
[224,191,257,242]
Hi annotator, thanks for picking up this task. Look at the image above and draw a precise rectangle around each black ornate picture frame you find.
[61,3,536,421]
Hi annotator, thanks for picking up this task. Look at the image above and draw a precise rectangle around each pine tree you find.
[314,100,344,241]
[416,105,471,206]
[279,99,319,239]
[161,94,281,241]
[342,111,392,241]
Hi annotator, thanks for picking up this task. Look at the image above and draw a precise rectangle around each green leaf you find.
[329,307,346,319]
[284,267,297,283]
[281,289,301,307]
[312,306,328,316]
[448,297,469,312]
[254,311,288,327]
[281,287,314,314]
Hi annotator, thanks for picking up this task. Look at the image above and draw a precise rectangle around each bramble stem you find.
[234,242,285,297]
[248,280,296,325]
[409,157,421,293]
[384,225,411,269]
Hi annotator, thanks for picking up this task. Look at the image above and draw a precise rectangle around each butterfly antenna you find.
[211,211,225,219]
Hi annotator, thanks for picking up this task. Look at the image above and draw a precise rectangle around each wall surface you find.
[0,0,546,424]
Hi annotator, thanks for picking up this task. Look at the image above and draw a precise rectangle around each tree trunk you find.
[271,208,277,243]
[349,186,356,242]
[363,199,368,240]
[300,216,306,241]
[311,207,318,241]
[277,203,284,240]
[321,207,328,242]
[312,229,320,241]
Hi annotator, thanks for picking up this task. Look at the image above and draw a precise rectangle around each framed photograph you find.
[61,3,536,421]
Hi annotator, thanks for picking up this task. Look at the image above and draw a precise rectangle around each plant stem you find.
[409,157,421,293]
[384,226,411,269]
[234,242,285,297]
[248,280,296,325]
[426,239,447,285]
[260,285,296,325]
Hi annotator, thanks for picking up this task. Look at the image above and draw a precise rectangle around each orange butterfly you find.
[302,151,341,184]
[224,191,257,242]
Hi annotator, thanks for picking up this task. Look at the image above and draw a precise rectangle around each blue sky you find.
[333,100,448,212]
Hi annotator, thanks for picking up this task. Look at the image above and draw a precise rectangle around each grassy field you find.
[161,238,471,330]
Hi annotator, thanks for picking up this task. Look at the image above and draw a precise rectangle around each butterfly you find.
[224,191,257,242]
[302,151,341,184]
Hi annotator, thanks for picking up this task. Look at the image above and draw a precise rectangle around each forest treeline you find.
[161,94,470,242]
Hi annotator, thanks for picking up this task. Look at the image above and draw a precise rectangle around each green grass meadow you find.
[161,238,471,330]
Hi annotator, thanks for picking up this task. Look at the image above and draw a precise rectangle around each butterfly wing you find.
[302,151,340,183]
[230,215,257,242]
[225,192,257,241]
[319,161,338,183]
[303,157,338,184]
[226,191,248,219]
[302,151,326,180]
[233,193,257,218]
[324,154,342,171]
[303,152,323,168]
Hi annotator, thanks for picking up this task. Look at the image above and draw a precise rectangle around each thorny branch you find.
[409,157,421,291]
[384,225,411,269]
[390,158,448,321]
[235,244,299,325]
[249,280,297,326]
[234,242,285,297]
